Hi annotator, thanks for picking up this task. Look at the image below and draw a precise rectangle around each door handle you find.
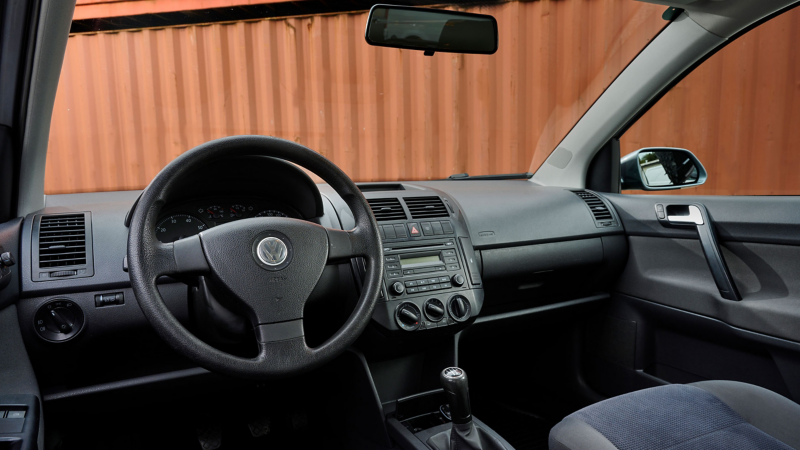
[667,205,703,225]
[657,203,741,301]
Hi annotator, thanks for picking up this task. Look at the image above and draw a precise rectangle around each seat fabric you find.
[549,381,800,450]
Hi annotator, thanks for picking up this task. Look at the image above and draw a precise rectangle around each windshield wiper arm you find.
[447,172,534,180]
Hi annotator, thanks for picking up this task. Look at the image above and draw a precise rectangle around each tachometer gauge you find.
[255,210,289,218]
[229,205,247,218]
[156,215,207,243]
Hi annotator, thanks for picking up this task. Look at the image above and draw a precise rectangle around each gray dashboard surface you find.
[22,180,625,297]
[21,191,141,296]
[323,180,624,250]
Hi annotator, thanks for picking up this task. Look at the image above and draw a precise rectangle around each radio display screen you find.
[400,255,441,267]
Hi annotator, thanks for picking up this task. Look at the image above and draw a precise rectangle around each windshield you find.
[45,1,666,194]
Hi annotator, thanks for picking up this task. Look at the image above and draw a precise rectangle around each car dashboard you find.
[12,156,629,400]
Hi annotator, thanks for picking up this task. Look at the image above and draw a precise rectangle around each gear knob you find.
[440,367,472,424]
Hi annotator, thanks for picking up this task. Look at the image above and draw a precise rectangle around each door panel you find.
[587,194,800,403]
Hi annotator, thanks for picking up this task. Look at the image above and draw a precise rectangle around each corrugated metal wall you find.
[45,0,666,194]
[621,7,800,195]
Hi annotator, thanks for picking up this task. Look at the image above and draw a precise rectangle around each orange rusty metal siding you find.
[45,0,666,194]
[621,6,800,196]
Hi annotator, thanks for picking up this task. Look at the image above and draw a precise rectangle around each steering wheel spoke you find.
[254,319,305,343]
[150,235,210,278]
[326,227,370,262]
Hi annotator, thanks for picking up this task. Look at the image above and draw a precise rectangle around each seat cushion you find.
[549,381,800,450]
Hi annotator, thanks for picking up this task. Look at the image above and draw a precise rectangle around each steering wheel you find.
[127,136,383,379]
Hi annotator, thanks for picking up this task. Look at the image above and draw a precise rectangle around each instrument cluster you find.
[155,198,301,243]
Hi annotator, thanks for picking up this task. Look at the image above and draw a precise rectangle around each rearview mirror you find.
[620,148,707,191]
[364,4,498,56]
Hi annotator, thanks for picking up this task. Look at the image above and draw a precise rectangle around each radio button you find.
[428,277,439,284]
[407,287,419,294]
[385,255,399,262]
[446,264,460,271]
[418,285,430,292]
[388,271,402,278]
[429,284,441,290]
[432,222,444,235]
[439,276,450,283]
[434,266,446,272]
[386,263,400,270]
[443,250,456,257]
[417,279,429,285]
[421,222,434,236]
[405,280,418,287]
[441,221,454,234]
[444,257,458,264]
[440,282,452,289]
[408,222,422,237]
[403,269,414,275]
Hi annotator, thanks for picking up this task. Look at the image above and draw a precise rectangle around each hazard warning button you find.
[407,222,421,237]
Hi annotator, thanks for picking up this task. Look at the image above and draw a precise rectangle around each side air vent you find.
[33,212,94,281]
[573,190,617,227]
[404,196,449,219]
[367,198,408,221]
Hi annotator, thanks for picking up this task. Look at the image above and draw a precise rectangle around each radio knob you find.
[390,281,406,295]
[451,274,465,287]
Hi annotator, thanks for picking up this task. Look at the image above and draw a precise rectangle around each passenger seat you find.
[549,380,800,450]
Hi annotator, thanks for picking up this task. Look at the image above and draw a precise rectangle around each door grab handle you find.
[657,203,741,301]
[667,205,704,225]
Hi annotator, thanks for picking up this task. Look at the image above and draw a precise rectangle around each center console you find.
[359,210,485,333]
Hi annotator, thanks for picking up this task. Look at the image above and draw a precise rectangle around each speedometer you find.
[156,214,207,243]
[255,210,288,218]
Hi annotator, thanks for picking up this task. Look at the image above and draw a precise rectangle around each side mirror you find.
[364,4,498,56]
[620,148,707,191]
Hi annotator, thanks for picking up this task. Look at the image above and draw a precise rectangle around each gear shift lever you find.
[441,367,472,424]
[426,367,508,450]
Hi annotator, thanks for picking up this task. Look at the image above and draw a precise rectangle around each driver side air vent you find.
[32,212,94,281]
[404,196,449,219]
[367,198,408,221]
[573,190,617,227]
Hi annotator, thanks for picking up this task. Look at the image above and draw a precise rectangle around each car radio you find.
[364,221,484,333]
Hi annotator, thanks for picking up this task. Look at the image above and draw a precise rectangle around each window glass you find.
[621,6,800,195]
[46,1,665,194]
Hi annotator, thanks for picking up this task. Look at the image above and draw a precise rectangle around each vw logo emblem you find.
[257,237,288,266]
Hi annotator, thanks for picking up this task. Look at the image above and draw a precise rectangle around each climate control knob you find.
[447,295,472,322]
[395,302,422,331]
[390,281,406,295]
[451,274,465,287]
[424,298,445,322]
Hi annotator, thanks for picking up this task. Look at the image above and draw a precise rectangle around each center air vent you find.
[404,196,449,219]
[573,190,616,227]
[33,212,94,281]
[367,198,407,221]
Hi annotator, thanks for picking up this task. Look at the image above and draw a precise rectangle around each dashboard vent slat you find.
[573,190,616,226]
[404,196,449,219]
[367,198,408,221]
[33,212,94,281]
[38,214,88,268]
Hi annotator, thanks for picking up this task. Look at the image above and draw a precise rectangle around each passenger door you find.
[584,5,800,403]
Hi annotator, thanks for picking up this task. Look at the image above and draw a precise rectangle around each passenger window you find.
[621,7,800,195]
